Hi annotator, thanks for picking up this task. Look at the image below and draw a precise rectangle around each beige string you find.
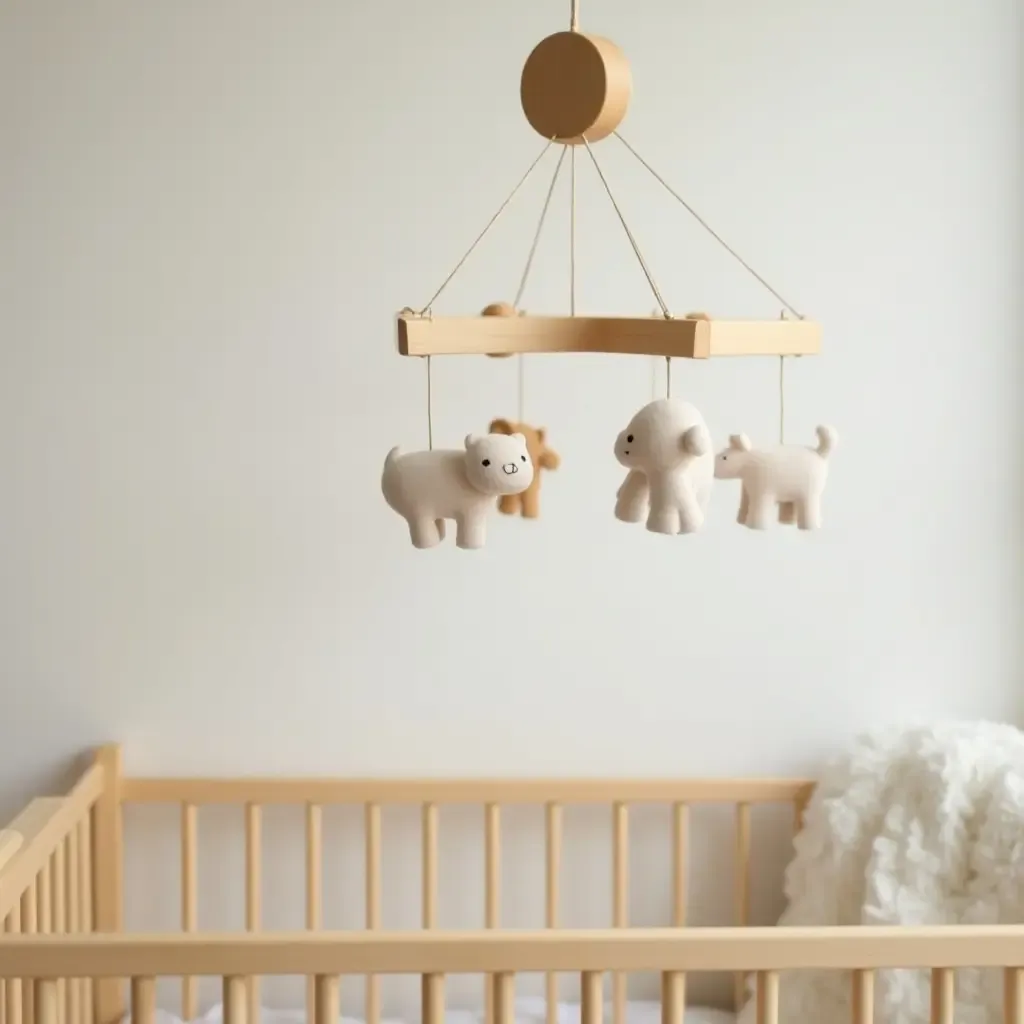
[666,357,672,399]
[415,139,555,315]
[426,356,434,449]
[778,356,785,444]
[570,0,579,30]
[510,144,567,424]
[614,131,805,320]
[581,135,671,318]
[570,146,577,316]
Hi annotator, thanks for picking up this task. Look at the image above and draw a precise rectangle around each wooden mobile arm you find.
[396,313,820,359]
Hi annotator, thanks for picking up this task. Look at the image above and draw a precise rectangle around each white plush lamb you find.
[613,398,714,535]
[714,425,837,530]
[381,433,534,549]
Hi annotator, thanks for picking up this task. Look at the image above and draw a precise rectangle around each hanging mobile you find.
[386,0,832,545]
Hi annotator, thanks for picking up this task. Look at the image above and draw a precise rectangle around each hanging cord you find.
[414,139,555,315]
[614,132,805,320]
[514,146,567,309]
[570,146,577,316]
[425,356,434,449]
[666,357,672,399]
[778,355,785,444]
[510,144,567,425]
[581,136,672,318]
[570,0,579,30]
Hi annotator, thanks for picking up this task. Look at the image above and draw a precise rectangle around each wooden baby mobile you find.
[383,0,836,548]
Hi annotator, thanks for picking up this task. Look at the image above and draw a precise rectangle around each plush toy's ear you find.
[682,425,709,456]
[729,433,752,452]
[465,433,483,450]
[489,418,514,435]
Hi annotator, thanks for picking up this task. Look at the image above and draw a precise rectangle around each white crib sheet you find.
[140,997,733,1024]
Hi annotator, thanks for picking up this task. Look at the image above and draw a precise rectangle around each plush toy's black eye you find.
[521,455,526,462]
[626,434,634,443]
[482,459,491,467]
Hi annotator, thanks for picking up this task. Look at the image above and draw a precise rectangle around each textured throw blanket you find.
[737,721,1024,1024]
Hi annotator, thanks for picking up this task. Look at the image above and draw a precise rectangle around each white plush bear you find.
[382,432,534,549]
[714,425,837,530]
[613,398,713,535]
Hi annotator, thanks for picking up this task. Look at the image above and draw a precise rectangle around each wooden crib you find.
[2,745,1024,1024]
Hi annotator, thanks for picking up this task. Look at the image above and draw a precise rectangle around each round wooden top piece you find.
[520,31,631,144]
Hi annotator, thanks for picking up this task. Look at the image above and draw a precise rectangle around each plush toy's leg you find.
[409,517,444,549]
[615,470,649,523]
[796,494,822,530]
[455,513,487,549]
[737,487,749,525]
[676,488,705,534]
[646,504,681,535]
[778,502,796,525]
[743,491,774,530]
[497,494,520,516]
[520,485,540,519]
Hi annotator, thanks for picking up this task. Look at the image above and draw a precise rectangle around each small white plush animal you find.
[714,425,837,530]
[613,398,713,535]
[382,432,534,549]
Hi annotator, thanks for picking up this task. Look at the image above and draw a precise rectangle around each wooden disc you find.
[520,32,631,144]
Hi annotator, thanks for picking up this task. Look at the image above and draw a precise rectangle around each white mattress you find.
[141,997,734,1024]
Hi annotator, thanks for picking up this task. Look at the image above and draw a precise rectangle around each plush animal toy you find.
[613,398,713,535]
[713,425,837,530]
[488,419,560,518]
[382,433,534,549]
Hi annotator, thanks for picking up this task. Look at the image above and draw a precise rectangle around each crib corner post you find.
[91,744,124,1024]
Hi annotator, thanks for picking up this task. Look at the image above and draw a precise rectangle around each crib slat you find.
[492,974,514,1024]
[1005,967,1024,1024]
[661,972,685,1024]
[612,803,628,1024]
[245,804,262,1024]
[930,968,953,1024]
[672,803,687,926]
[581,972,602,1024]
[365,803,381,1024]
[22,880,36,1024]
[37,866,51,941]
[422,975,445,1024]
[313,976,337,1024]
[852,969,874,1024]
[223,977,246,1024]
[54,841,67,1024]
[423,803,438,928]
[545,802,562,1024]
[305,804,323,1022]
[485,804,500,1024]
[77,818,92,1024]
[755,971,778,1024]
[6,904,22,1024]
[67,827,80,1024]
[130,980,154,1024]
[734,802,752,1011]
[181,803,197,1023]
[34,980,57,1024]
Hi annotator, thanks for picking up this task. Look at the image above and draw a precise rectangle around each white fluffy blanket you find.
[738,721,1024,1024]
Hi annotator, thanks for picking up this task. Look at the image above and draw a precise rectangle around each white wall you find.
[1,0,1022,1007]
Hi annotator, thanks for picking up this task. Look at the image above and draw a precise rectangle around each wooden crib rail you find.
[121,776,811,805]
[2,927,1024,1024]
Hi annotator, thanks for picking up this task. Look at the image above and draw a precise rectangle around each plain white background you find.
[1,0,1022,1012]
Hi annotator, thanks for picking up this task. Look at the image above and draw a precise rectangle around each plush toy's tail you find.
[814,425,837,458]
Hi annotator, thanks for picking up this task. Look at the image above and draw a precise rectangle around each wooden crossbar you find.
[396,315,821,359]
